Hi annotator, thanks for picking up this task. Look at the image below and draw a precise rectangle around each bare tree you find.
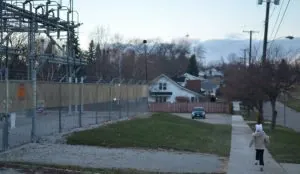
[193,44,206,66]
[261,59,299,130]
[227,53,240,64]
[89,25,111,48]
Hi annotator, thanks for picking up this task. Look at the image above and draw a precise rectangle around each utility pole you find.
[262,1,270,63]
[243,49,247,66]
[243,30,259,65]
[258,0,280,63]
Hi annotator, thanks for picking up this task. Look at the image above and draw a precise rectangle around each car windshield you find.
[193,108,204,112]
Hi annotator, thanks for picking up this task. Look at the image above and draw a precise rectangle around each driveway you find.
[263,101,300,132]
[174,113,232,125]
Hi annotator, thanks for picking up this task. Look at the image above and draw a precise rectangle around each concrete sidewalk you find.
[227,115,287,174]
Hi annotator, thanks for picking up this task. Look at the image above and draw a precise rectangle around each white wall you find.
[149,76,198,103]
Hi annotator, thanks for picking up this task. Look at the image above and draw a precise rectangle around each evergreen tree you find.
[70,26,81,59]
[87,40,95,64]
[95,43,101,60]
[94,43,102,77]
[186,54,199,76]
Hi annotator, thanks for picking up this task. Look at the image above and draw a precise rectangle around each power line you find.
[270,0,291,48]
[269,5,277,19]
[256,2,279,60]
[269,0,285,40]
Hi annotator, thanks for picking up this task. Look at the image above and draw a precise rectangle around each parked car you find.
[191,107,206,119]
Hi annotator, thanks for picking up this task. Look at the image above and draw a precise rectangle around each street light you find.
[266,35,294,59]
[286,36,294,40]
[269,35,294,44]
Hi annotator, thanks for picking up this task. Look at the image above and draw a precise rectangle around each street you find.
[263,101,300,132]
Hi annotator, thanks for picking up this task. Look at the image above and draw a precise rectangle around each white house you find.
[149,74,204,103]
[204,68,224,77]
[173,73,205,87]
[198,71,205,77]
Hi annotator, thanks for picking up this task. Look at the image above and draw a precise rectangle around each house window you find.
[159,83,163,90]
[163,96,167,102]
[163,83,167,90]
[159,83,167,90]
[191,97,195,103]
[156,96,167,103]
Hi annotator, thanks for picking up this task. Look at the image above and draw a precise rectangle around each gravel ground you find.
[0,111,140,149]
[0,168,24,174]
[0,112,226,173]
[175,113,232,125]
[0,143,226,174]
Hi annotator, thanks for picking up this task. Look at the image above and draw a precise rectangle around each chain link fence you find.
[0,78,148,151]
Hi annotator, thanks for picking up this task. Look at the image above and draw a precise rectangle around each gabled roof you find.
[183,73,205,80]
[172,76,185,82]
[150,74,203,97]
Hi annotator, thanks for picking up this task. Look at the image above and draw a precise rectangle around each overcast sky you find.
[66,0,300,50]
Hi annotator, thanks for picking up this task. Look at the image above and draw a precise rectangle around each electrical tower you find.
[0,0,87,81]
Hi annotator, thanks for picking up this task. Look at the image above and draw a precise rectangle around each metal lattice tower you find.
[0,0,86,80]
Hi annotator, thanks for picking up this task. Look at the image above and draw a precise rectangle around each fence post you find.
[59,82,62,133]
[31,69,37,143]
[135,83,138,116]
[68,77,72,116]
[109,84,112,121]
[75,77,78,114]
[2,68,9,150]
[79,77,83,127]
[119,83,121,119]
[95,84,98,124]
[126,83,129,118]
[126,79,134,118]
[80,77,84,113]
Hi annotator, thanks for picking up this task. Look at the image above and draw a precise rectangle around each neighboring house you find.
[149,74,204,103]
[172,76,186,86]
[198,71,205,78]
[172,73,205,87]
[183,73,205,81]
[185,80,201,94]
[201,79,220,96]
[204,68,224,78]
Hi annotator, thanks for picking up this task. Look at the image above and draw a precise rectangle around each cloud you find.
[225,33,245,40]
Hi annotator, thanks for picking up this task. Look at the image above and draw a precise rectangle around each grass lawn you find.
[248,123,300,163]
[67,113,232,157]
[285,97,300,112]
